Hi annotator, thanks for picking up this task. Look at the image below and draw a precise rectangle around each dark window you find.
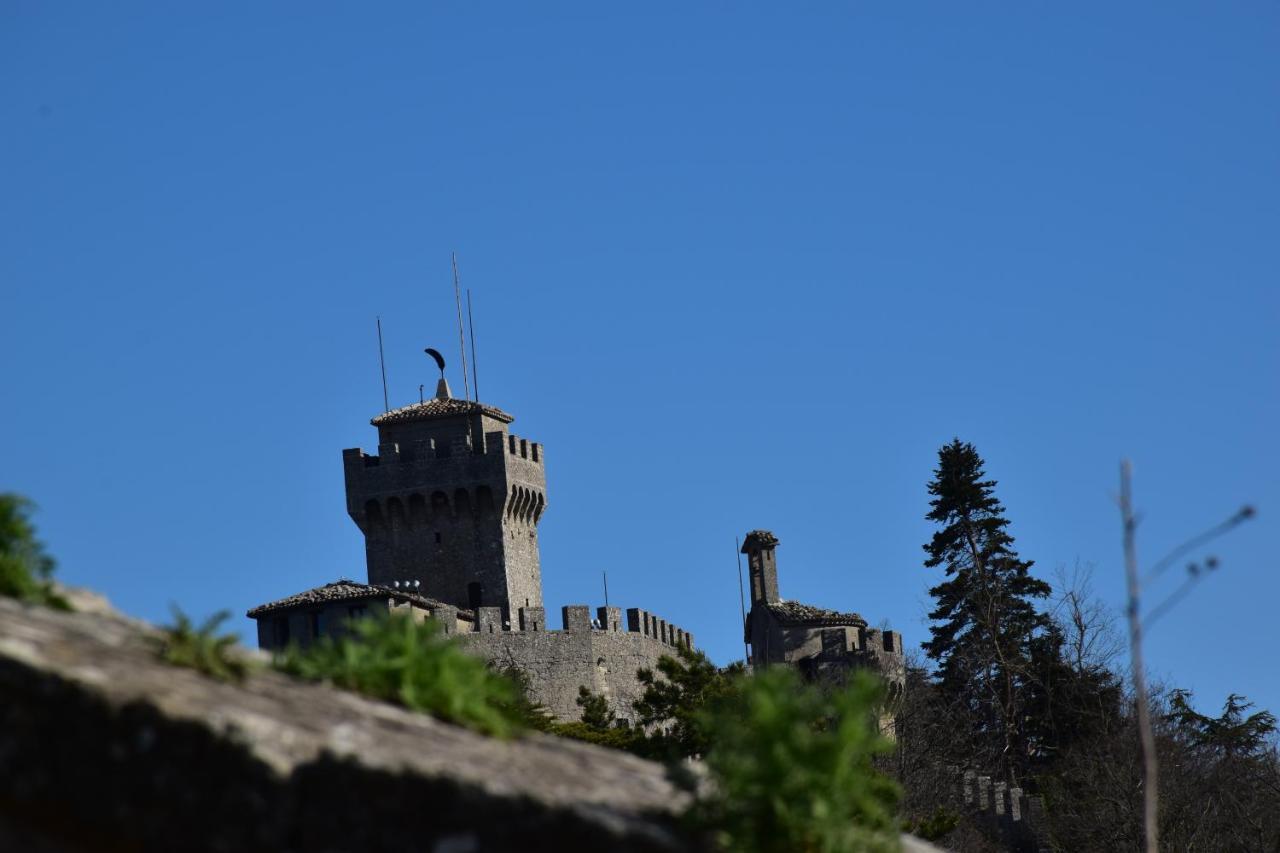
[348,605,367,620]
[309,612,322,638]
[274,616,290,647]
[434,531,442,544]
[467,582,483,612]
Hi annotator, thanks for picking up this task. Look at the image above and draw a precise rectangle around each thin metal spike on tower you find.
[467,288,480,402]
[376,316,390,413]
[451,252,471,401]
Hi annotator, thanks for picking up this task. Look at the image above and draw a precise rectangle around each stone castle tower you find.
[341,377,547,620]
[250,368,694,724]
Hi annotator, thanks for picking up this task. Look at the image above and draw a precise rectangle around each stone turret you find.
[741,528,905,718]
[342,379,547,621]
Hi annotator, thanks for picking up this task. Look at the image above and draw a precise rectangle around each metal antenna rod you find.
[735,536,749,665]
[376,316,390,413]
[467,288,480,402]
[451,252,471,401]
[603,571,609,609]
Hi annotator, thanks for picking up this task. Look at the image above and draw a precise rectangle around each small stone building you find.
[247,579,475,648]
[742,530,905,701]
[248,377,692,724]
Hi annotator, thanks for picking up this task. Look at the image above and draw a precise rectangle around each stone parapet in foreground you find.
[0,596,690,852]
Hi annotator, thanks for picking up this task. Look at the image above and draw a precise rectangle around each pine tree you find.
[921,440,1051,781]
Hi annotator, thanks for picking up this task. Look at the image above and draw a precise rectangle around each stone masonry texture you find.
[343,403,546,622]
[0,596,692,853]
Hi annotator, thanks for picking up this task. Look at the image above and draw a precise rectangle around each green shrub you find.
[275,613,523,737]
[551,719,650,752]
[576,684,616,729]
[545,686,657,753]
[0,493,69,610]
[904,806,960,842]
[157,607,250,682]
[688,667,902,853]
[635,645,745,759]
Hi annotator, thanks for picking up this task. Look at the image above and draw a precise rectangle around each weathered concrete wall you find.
[0,596,692,852]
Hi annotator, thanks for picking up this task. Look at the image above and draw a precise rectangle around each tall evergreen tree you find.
[922,440,1051,781]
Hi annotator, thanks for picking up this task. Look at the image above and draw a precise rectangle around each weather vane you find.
[424,347,446,379]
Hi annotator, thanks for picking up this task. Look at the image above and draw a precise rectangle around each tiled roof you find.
[371,398,513,426]
[767,600,866,627]
[246,580,473,620]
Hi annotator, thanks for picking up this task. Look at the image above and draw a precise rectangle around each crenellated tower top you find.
[343,370,547,622]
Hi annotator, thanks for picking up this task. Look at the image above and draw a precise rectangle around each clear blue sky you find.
[3,4,1276,717]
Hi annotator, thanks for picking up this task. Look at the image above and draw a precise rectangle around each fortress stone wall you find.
[456,605,693,724]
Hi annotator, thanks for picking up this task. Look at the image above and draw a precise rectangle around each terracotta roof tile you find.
[371,398,513,426]
[767,600,866,627]
[246,580,473,620]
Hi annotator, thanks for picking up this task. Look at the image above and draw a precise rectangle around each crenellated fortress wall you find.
[445,604,694,724]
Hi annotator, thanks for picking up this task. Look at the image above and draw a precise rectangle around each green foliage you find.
[0,493,69,610]
[1167,689,1278,759]
[903,806,960,842]
[1022,624,1125,763]
[688,667,901,853]
[577,684,616,730]
[921,439,1051,777]
[158,607,250,682]
[634,645,745,759]
[551,719,648,752]
[276,612,523,737]
[529,649,746,760]
[538,686,653,753]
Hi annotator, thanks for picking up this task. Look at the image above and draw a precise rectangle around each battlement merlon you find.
[343,445,546,522]
[341,433,543,471]
[449,603,694,649]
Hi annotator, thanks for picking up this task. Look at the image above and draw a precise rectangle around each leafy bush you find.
[275,613,524,737]
[688,667,901,853]
[576,684,616,729]
[0,493,69,610]
[157,607,250,682]
[634,645,744,759]
[546,686,655,753]
[904,806,960,842]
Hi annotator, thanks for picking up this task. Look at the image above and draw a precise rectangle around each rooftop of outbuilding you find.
[246,580,474,620]
[766,600,866,627]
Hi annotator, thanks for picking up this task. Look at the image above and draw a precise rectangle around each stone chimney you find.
[741,530,780,606]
